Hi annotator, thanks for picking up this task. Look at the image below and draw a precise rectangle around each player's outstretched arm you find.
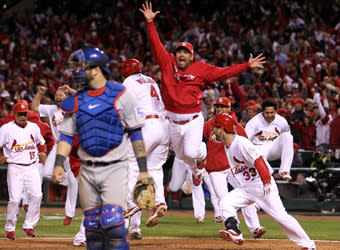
[139,1,160,23]
[31,85,47,112]
[248,53,266,69]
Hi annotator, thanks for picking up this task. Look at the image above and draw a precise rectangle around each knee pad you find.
[101,204,128,250]
[84,207,104,250]
[100,204,124,229]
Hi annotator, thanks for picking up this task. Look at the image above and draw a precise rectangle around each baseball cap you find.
[214,97,231,107]
[13,100,29,113]
[175,42,194,54]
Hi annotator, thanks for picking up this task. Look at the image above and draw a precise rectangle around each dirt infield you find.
[0,208,339,249]
[0,237,339,249]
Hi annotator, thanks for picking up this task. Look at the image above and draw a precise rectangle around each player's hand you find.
[52,165,66,184]
[263,183,271,196]
[137,171,151,181]
[59,85,76,95]
[38,152,47,163]
[0,155,7,165]
[278,171,292,181]
[139,1,160,23]
[248,53,266,69]
[37,85,47,95]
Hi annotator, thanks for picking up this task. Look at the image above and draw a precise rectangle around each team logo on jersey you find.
[52,115,63,127]
[10,135,36,152]
[255,128,280,141]
[231,156,247,174]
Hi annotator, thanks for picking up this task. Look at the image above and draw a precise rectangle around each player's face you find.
[55,89,67,106]
[262,106,276,123]
[14,112,28,127]
[215,104,231,114]
[175,49,193,70]
[213,126,224,141]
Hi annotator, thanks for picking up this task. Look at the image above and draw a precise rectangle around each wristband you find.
[137,156,147,172]
[55,154,66,170]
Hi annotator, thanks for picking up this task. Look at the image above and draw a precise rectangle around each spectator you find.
[292,143,304,168]
[292,113,316,150]
[329,108,340,160]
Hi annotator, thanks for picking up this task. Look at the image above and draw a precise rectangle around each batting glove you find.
[263,183,271,196]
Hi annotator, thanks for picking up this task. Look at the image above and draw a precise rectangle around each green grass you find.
[0,210,339,241]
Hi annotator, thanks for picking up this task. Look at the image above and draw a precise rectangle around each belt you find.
[10,161,36,166]
[82,160,121,167]
[145,114,159,119]
[166,114,199,125]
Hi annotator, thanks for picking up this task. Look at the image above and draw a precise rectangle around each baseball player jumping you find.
[121,59,170,239]
[245,98,294,181]
[140,1,266,186]
[0,100,46,240]
[212,113,316,250]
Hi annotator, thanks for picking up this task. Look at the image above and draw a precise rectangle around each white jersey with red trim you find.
[245,113,290,145]
[123,73,165,117]
[226,135,269,186]
[0,121,45,164]
[38,104,63,142]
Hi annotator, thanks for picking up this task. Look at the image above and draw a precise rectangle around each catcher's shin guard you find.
[101,204,129,250]
[84,207,104,250]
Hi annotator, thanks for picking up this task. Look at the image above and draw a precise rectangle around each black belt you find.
[81,160,121,167]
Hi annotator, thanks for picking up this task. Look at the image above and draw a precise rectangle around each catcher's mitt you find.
[132,177,155,210]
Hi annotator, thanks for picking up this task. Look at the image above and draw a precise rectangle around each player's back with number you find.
[123,73,165,116]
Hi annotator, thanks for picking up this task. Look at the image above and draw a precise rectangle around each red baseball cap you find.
[13,100,29,113]
[214,97,231,107]
[176,42,194,54]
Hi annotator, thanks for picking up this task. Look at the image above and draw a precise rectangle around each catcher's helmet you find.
[68,48,111,89]
[212,113,235,133]
[121,59,142,78]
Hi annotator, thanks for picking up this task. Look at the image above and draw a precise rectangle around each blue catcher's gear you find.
[101,204,128,250]
[68,47,111,89]
[84,207,104,250]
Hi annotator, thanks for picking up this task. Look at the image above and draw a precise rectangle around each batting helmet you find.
[212,113,235,133]
[121,59,142,78]
[68,47,111,89]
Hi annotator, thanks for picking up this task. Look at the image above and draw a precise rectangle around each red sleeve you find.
[203,120,212,139]
[254,156,271,185]
[201,62,250,83]
[37,144,47,154]
[147,21,172,69]
[69,134,81,177]
[235,123,247,138]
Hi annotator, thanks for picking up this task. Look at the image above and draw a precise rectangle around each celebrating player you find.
[212,113,316,249]
[245,98,294,181]
[31,84,79,225]
[52,47,152,249]
[0,100,46,240]
[121,59,170,239]
[140,1,266,185]
[203,97,265,238]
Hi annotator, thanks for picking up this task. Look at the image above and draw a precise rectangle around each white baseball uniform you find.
[38,104,78,218]
[169,156,221,221]
[123,73,170,235]
[245,112,293,174]
[0,121,45,232]
[221,135,315,249]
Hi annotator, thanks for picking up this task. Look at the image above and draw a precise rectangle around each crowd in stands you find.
[0,0,340,174]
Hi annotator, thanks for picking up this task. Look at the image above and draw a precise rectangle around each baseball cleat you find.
[6,231,16,240]
[196,217,204,223]
[253,227,266,239]
[64,216,73,226]
[279,171,292,181]
[128,232,142,240]
[124,206,142,219]
[192,173,202,186]
[146,203,167,228]
[73,240,87,247]
[218,229,244,245]
[301,248,316,250]
[23,228,36,238]
[213,216,222,223]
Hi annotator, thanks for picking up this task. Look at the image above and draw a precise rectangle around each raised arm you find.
[31,85,47,112]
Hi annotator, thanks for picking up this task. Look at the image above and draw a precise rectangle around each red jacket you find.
[203,117,247,173]
[147,21,250,114]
